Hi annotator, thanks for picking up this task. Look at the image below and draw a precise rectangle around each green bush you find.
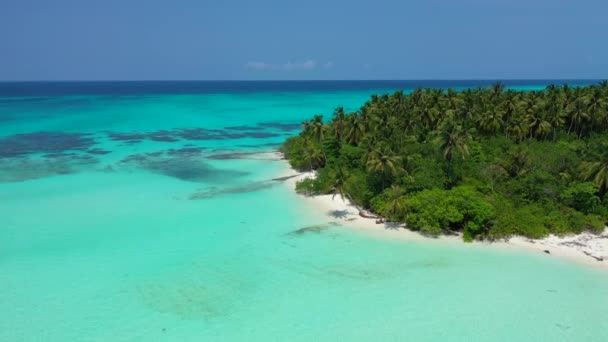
[295,178,316,196]
[404,186,495,240]
[490,203,548,239]
[566,211,606,234]
[338,145,364,169]
[560,182,601,214]
[405,155,447,193]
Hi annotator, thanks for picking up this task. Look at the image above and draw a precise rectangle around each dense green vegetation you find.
[281,82,608,241]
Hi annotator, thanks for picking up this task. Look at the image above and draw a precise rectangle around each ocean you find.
[1,81,607,341]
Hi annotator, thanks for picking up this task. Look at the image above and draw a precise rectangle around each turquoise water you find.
[1,82,607,341]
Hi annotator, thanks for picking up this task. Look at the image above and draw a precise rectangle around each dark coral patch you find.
[87,148,112,155]
[144,159,216,182]
[224,125,265,131]
[174,128,227,140]
[150,136,180,142]
[106,128,280,144]
[166,147,205,156]
[206,151,273,160]
[288,222,341,236]
[189,182,276,199]
[238,132,278,139]
[43,152,76,158]
[238,142,282,149]
[119,149,248,182]
[107,130,178,143]
[0,154,99,182]
[176,128,279,140]
[257,122,301,131]
[0,131,96,158]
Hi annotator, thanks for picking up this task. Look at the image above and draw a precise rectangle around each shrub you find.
[295,178,317,196]
[490,203,548,239]
[338,145,364,169]
[404,186,495,240]
[560,182,601,214]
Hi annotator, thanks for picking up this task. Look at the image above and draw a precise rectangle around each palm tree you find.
[459,91,477,131]
[505,117,528,142]
[393,90,409,116]
[477,109,504,135]
[437,120,471,185]
[501,91,519,121]
[548,110,565,140]
[581,160,608,196]
[345,114,365,145]
[437,121,470,162]
[586,89,606,131]
[302,119,313,137]
[366,147,402,189]
[384,185,406,220]
[503,149,529,178]
[330,107,347,140]
[302,138,324,170]
[331,167,349,201]
[371,108,391,135]
[525,105,551,139]
[490,82,506,102]
[566,97,590,137]
[311,114,325,142]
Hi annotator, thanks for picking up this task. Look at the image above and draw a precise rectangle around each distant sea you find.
[1,81,607,341]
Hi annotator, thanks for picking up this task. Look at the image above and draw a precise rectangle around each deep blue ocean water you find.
[0,80,601,97]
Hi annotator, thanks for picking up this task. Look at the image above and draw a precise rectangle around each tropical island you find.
[281,82,608,244]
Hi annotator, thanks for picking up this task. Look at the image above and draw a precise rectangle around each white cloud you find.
[283,60,317,70]
[246,61,274,70]
[246,59,334,71]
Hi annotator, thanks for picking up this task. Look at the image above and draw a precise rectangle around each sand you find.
[281,167,608,269]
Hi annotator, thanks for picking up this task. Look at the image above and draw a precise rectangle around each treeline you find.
[281,82,608,241]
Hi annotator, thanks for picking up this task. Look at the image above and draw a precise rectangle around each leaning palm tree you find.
[330,167,352,201]
[581,160,608,196]
[384,185,406,220]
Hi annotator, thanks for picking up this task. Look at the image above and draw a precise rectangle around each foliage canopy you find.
[281,83,608,240]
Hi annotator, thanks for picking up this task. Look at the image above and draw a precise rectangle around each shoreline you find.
[278,163,608,270]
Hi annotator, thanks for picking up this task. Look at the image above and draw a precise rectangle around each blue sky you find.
[1,0,607,80]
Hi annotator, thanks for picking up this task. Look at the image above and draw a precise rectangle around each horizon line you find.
[0,78,606,83]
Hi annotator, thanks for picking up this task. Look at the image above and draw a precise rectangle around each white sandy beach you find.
[280,165,608,269]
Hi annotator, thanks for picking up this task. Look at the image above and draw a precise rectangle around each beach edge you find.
[276,155,608,269]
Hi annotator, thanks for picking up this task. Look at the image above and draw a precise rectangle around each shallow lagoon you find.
[1,82,607,341]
